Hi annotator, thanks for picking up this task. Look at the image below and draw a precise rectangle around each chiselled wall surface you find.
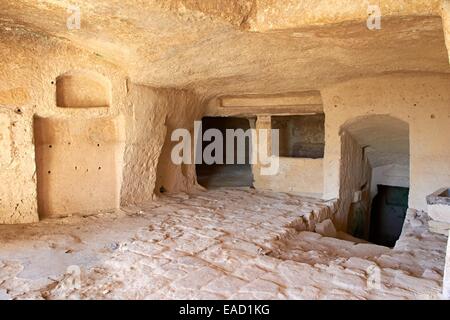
[322,73,450,229]
[0,29,128,223]
[336,131,372,231]
[254,157,324,196]
[371,164,410,199]
[2,2,450,225]
[122,84,204,204]
[0,29,204,223]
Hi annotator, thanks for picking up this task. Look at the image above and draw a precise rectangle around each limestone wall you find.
[121,84,204,204]
[251,0,442,32]
[2,6,449,227]
[253,157,323,196]
[34,116,126,218]
[443,0,450,63]
[0,29,128,224]
[251,116,324,196]
[371,164,410,199]
[322,73,450,229]
[0,29,204,224]
[337,131,372,231]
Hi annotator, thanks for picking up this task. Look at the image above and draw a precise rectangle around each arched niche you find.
[340,115,410,169]
[56,70,111,108]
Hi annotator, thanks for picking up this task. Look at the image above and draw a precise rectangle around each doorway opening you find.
[196,117,254,189]
[341,115,410,247]
[370,185,409,247]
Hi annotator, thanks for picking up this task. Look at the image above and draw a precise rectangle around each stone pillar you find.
[252,115,272,188]
[442,0,450,64]
[256,115,272,156]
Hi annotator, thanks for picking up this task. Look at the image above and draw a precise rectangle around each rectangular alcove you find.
[56,71,111,108]
[34,116,125,219]
[271,114,325,158]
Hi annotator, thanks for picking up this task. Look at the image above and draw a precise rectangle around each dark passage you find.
[369,185,409,247]
[196,117,253,189]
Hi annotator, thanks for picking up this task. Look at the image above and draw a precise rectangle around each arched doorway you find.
[341,115,410,247]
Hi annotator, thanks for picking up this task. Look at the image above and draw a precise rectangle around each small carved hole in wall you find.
[98,166,102,170]
[47,171,51,174]
[160,186,166,193]
[49,145,52,148]
[97,143,100,147]
[431,114,436,119]
[14,108,22,115]
[75,166,78,170]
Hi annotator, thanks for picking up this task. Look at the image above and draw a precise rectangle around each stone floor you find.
[0,188,447,300]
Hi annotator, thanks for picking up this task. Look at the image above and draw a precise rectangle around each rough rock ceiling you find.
[342,115,410,168]
[1,0,449,98]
